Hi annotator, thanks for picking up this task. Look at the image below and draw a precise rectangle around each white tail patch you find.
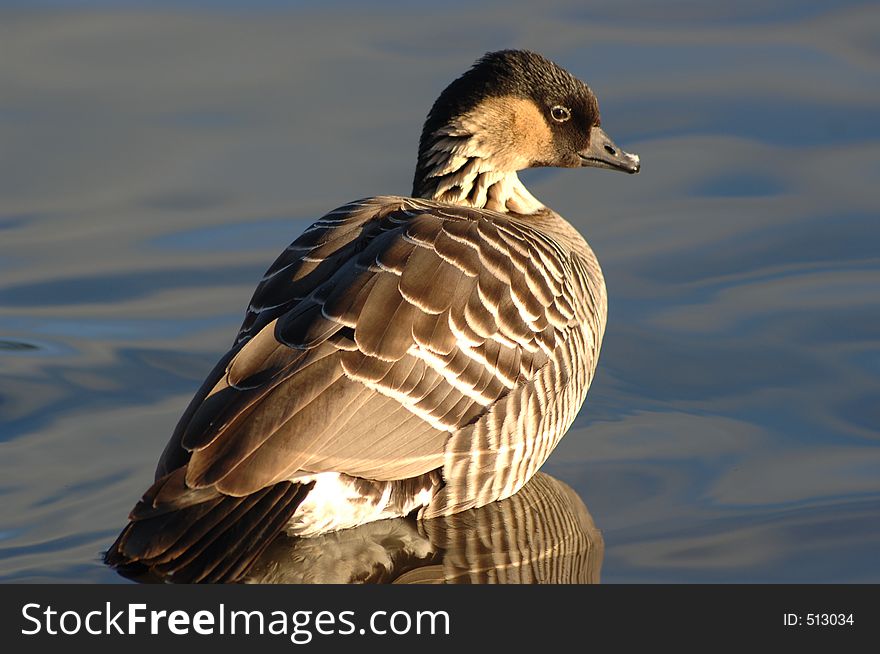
[287,472,436,538]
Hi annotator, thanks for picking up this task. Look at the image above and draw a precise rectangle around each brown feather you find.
[399,245,464,314]
[412,309,457,355]
[354,272,418,360]
[105,476,312,583]
[434,226,482,276]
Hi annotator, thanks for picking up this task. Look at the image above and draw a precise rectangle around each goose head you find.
[413,50,640,214]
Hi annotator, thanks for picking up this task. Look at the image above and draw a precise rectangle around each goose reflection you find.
[243,473,602,584]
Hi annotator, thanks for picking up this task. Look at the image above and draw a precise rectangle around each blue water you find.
[1,0,878,582]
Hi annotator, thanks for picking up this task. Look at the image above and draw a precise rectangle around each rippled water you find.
[1,1,878,583]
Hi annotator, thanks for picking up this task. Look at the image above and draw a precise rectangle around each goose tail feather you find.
[104,469,313,583]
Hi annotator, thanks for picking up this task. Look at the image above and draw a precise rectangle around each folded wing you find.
[155,196,598,505]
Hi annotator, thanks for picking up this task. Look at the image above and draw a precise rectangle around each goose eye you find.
[550,105,571,123]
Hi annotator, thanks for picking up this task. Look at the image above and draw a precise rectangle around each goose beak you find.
[578,126,640,174]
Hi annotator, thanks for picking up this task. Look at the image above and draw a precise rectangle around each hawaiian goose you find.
[105,50,639,583]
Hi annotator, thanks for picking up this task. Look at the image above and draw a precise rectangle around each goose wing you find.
[156,196,600,500]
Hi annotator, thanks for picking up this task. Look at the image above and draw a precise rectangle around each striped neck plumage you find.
[412,127,545,215]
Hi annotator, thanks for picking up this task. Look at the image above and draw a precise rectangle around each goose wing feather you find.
[155,196,602,504]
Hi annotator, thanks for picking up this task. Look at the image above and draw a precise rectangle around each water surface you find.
[1,0,879,582]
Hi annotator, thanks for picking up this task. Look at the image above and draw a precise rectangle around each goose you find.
[105,49,639,583]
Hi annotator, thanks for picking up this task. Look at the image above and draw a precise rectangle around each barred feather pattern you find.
[152,195,606,535]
